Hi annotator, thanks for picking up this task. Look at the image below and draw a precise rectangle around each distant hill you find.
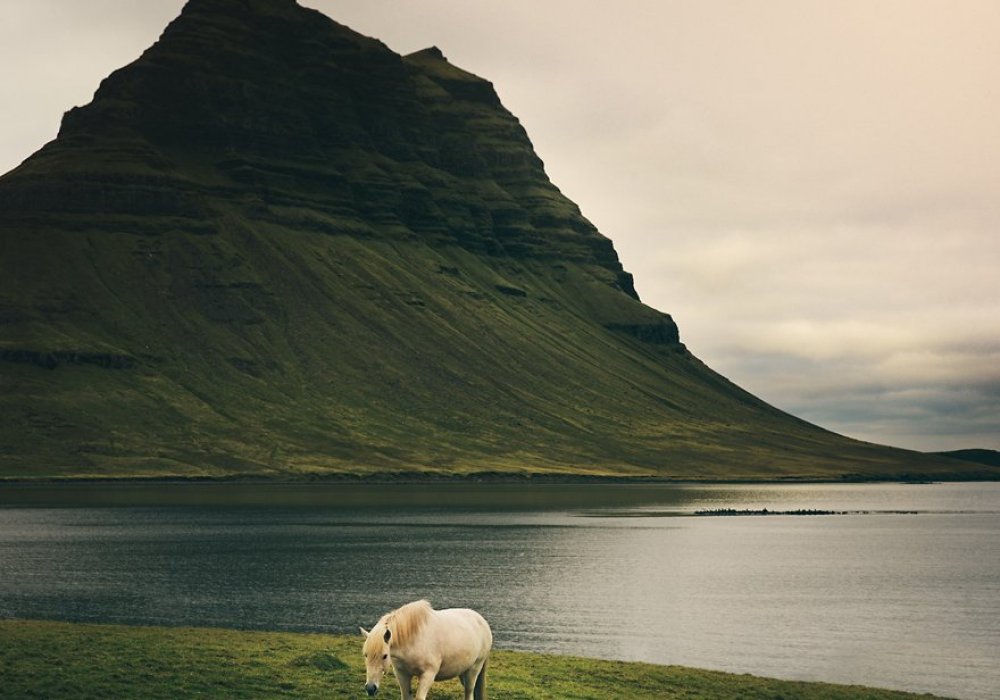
[0,0,992,481]
[932,450,1000,468]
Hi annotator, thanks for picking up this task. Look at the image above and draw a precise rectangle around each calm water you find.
[1,481,998,699]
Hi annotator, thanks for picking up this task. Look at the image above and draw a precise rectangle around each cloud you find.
[0,1,184,172]
[2,0,998,451]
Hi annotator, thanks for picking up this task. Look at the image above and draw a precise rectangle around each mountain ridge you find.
[0,0,992,480]
[933,449,1000,469]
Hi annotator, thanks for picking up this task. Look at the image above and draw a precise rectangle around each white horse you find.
[360,600,492,700]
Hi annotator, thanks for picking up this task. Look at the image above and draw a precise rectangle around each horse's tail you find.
[474,657,487,700]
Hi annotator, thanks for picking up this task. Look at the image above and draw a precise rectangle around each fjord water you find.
[1,483,998,699]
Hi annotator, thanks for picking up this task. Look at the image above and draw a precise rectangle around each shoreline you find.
[1,470,992,486]
[0,618,955,699]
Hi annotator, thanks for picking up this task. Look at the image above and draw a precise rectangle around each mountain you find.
[0,0,989,480]
[933,450,1000,469]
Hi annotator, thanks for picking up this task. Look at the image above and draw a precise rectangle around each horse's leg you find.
[394,669,414,700]
[459,670,473,700]
[464,660,486,700]
[413,670,437,700]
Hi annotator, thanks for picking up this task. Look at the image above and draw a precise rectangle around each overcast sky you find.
[2,1,998,451]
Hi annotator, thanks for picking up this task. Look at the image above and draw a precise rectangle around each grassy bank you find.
[0,620,949,699]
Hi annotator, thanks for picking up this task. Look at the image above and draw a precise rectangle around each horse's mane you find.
[366,600,433,652]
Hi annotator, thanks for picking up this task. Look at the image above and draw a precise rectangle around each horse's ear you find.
[359,627,370,638]
[383,628,392,643]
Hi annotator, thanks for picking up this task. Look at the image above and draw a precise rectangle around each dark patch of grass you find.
[0,620,951,699]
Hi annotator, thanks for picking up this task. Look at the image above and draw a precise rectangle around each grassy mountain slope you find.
[0,0,988,480]
[933,449,1000,468]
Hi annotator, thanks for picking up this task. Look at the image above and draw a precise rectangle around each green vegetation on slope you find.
[933,449,1000,468]
[0,0,991,481]
[0,620,950,699]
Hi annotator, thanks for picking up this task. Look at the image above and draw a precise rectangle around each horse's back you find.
[427,608,492,679]
[436,607,492,649]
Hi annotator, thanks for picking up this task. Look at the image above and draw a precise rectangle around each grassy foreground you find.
[0,620,948,699]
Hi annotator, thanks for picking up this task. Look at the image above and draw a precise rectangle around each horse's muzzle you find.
[365,683,378,697]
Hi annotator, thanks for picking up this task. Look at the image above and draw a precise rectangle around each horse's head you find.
[359,626,393,696]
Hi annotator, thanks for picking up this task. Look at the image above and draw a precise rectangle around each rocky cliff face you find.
[0,0,983,480]
[7,0,636,292]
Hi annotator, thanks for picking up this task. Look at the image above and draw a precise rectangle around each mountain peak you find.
[1,2,985,481]
[409,46,448,61]
[171,0,372,39]
[23,0,633,285]
[180,0,300,15]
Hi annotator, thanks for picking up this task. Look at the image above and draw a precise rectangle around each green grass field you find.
[0,620,950,699]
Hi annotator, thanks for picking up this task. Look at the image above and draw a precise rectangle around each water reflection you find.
[0,481,701,511]
[1,482,999,699]
[3,480,997,514]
